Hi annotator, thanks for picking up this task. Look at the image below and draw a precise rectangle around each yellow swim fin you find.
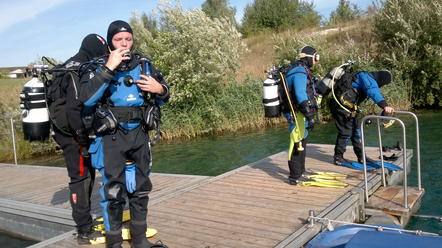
[305,170,347,180]
[296,178,348,188]
[89,228,158,245]
[94,209,131,231]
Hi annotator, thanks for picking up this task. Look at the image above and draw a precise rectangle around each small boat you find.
[306,224,442,248]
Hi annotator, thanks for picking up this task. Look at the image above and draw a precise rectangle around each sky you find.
[0,0,372,67]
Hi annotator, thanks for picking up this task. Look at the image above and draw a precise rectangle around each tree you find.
[201,0,236,25]
[329,0,361,25]
[374,0,442,107]
[141,12,158,38]
[131,3,245,107]
[241,0,320,36]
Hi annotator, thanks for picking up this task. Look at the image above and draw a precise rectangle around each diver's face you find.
[111,32,133,50]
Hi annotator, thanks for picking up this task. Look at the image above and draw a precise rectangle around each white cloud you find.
[0,0,72,33]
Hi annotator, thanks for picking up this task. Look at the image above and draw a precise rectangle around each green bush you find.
[374,0,442,107]
[131,2,255,138]
[241,0,320,36]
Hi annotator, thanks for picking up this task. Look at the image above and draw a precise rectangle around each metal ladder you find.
[360,111,422,208]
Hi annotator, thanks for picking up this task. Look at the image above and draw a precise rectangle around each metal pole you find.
[10,117,17,165]
[413,114,421,190]
[395,111,421,190]
[360,116,369,203]
[396,119,408,209]
[376,119,386,187]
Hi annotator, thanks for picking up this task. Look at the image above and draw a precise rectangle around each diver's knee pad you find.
[104,180,125,202]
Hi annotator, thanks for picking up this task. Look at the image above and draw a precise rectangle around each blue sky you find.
[0,0,372,67]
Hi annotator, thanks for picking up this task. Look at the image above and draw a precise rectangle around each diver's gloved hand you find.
[299,100,316,130]
[125,164,136,193]
[284,112,293,123]
[75,132,90,158]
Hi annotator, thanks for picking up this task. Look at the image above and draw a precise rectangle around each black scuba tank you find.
[20,73,50,141]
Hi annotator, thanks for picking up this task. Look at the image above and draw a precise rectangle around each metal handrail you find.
[393,111,421,190]
[360,115,408,208]
[0,115,18,165]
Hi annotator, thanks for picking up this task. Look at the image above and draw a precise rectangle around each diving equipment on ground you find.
[90,209,160,245]
[290,173,348,188]
[336,160,377,171]
[20,65,50,141]
[294,177,348,188]
[304,170,347,180]
[367,160,403,171]
[89,227,158,245]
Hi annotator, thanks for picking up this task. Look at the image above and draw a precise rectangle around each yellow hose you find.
[279,72,304,151]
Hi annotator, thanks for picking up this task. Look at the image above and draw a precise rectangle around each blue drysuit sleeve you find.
[79,66,113,107]
[352,72,385,104]
[285,66,308,105]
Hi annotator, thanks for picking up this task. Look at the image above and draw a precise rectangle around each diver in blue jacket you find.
[330,69,394,165]
[283,46,320,185]
[79,20,169,248]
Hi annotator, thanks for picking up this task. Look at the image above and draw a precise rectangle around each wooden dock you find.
[0,144,414,248]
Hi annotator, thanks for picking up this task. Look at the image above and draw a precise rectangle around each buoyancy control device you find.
[315,60,358,114]
[20,65,50,141]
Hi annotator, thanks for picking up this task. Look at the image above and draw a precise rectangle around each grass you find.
[0,78,27,113]
[236,31,276,82]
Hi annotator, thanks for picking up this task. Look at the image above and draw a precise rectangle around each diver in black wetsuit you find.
[52,34,108,244]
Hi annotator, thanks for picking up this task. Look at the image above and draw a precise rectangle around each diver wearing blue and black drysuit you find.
[331,70,394,165]
[79,20,169,248]
[283,46,320,185]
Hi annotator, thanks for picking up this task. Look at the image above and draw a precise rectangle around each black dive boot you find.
[76,226,103,245]
[131,237,156,248]
[105,231,123,248]
[130,222,153,248]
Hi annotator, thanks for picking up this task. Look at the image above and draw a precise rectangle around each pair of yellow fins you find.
[89,210,157,245]
[297,170,348,188]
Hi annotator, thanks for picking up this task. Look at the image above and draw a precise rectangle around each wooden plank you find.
[154,200,296,234]
[367,186,425,215]
[184,189,331,212]
[151,219,270,248]
[150,203,295,236]
[149,209,287,242]
[198,181,341,206]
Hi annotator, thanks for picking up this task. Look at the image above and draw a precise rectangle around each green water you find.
[0,231,36,247]
[13,110,442,242]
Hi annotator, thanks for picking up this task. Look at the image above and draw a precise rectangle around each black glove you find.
[75,130,90,158]
[299,100,316,130]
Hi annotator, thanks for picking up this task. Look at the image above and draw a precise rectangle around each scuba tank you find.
[20,66,50,141]
[262,69,281,118]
